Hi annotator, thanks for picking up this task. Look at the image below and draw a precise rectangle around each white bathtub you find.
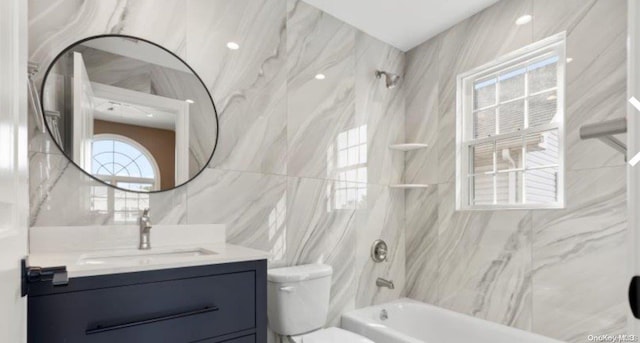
[341,298,563,343]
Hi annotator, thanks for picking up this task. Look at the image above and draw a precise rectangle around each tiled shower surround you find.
[28,0,626,342]
[402,0,627,342]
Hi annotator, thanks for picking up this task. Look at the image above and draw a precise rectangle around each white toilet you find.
[267,264,373,343]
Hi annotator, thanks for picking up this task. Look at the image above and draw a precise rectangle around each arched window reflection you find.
[90,135,158,223]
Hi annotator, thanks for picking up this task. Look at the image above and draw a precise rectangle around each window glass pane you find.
[91,197,108,211]
[471,142,494,175]
[525,167,558,204]
[525,130,559,169]
[473,109,496,138]
[498,100,524,134]
[338,150,347,168]
[499,67,525,102]
[496,171,523,204]
[91,185,107,198]
[136,155,155,179]
[459,38,564,209]
[114,212,126,223]
[119,182,154,192]
[528,56,558,93]
[528,91,557,127]
[114,141,142,161]
[93,153,114,175]
[92,140,112,157]
[495,136,523,171]
[471,174,494,205]
[474,77,496,109]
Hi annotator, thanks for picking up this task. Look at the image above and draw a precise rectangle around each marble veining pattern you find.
[29,0,627,341]
[355,184,405,307]
[286,0,357,181]
[403,0,626,341]
[531,166,627,341]
[402,185,439,304]
[187,0,288,175]
[28,0,407,335]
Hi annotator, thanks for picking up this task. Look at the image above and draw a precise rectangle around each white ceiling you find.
[302,0,499,51]
[93,97,177,131]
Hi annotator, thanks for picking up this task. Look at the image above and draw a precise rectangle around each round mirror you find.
[40,35,218,193]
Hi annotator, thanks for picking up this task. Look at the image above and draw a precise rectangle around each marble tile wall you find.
[402,0,627,341]
[28,0,405,332]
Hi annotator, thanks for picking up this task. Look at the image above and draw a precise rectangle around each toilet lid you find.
[300,327,374,343]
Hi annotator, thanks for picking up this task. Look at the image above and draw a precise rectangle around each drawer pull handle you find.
[86,306,219,335]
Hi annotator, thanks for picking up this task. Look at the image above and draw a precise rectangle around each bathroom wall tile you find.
[186,0,288,175]
[29,151,187,226]
[354,184,405,307]
[531,0,598,39]
[436,183,532,329]
[402,0,627,339]
[28,0,187,82]
[534,0,627,171]
[185,168,287,262]
[29,2,407,332]
[149,189,188,225]
[286,0,357,181]
[285,176,358,325]
[436,0,533,184]
[28,0,188,154]
[403,185,439,304]
[142,66,219,177]
[355,32,405,186]
[404,36,440,185]
[531,166,626,342]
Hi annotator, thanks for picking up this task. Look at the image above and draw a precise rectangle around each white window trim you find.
[455,32,567,211]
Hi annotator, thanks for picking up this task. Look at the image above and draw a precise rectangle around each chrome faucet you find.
[139,208,152,250]
[376,277,395,289]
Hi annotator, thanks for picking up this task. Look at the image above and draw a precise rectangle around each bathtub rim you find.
[341,298,564,343]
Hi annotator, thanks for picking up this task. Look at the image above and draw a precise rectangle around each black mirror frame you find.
[39,34,219,194]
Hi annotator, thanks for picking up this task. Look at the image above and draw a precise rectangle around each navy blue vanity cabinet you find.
[27,260,267,343]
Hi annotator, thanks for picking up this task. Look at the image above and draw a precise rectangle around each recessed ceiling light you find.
[515,14,532,25]
[546,94,557,101]
[315,73,326,80]
[146,113,153,118]
[226,42,240,50]
[566,57,574,63]
[185,99,195,104]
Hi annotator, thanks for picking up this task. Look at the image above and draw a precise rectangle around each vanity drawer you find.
[222,335,255,343]
[200,334,256,343]
[28,271,256,343]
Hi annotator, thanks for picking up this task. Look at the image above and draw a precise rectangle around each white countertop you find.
[28,224,270,278]
[29,242,270,278]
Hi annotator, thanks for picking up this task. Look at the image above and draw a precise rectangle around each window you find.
[90,135,159,223]
[91,135,159,191]
[456,33,565,210]
[326,125,368,211]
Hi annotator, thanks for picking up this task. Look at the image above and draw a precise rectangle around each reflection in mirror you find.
[41,35,218,192]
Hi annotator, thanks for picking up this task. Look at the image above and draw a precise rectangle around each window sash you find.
[456,32,566,210]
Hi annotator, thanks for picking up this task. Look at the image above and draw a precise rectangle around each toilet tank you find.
[267,264,333,336]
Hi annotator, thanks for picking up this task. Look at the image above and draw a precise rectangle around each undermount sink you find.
[78,248,217,265]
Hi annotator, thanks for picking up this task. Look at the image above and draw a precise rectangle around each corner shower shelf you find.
[389,184,430,189]
[388,143,429,151]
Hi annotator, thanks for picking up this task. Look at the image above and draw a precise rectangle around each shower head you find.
[375,70,401,89]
